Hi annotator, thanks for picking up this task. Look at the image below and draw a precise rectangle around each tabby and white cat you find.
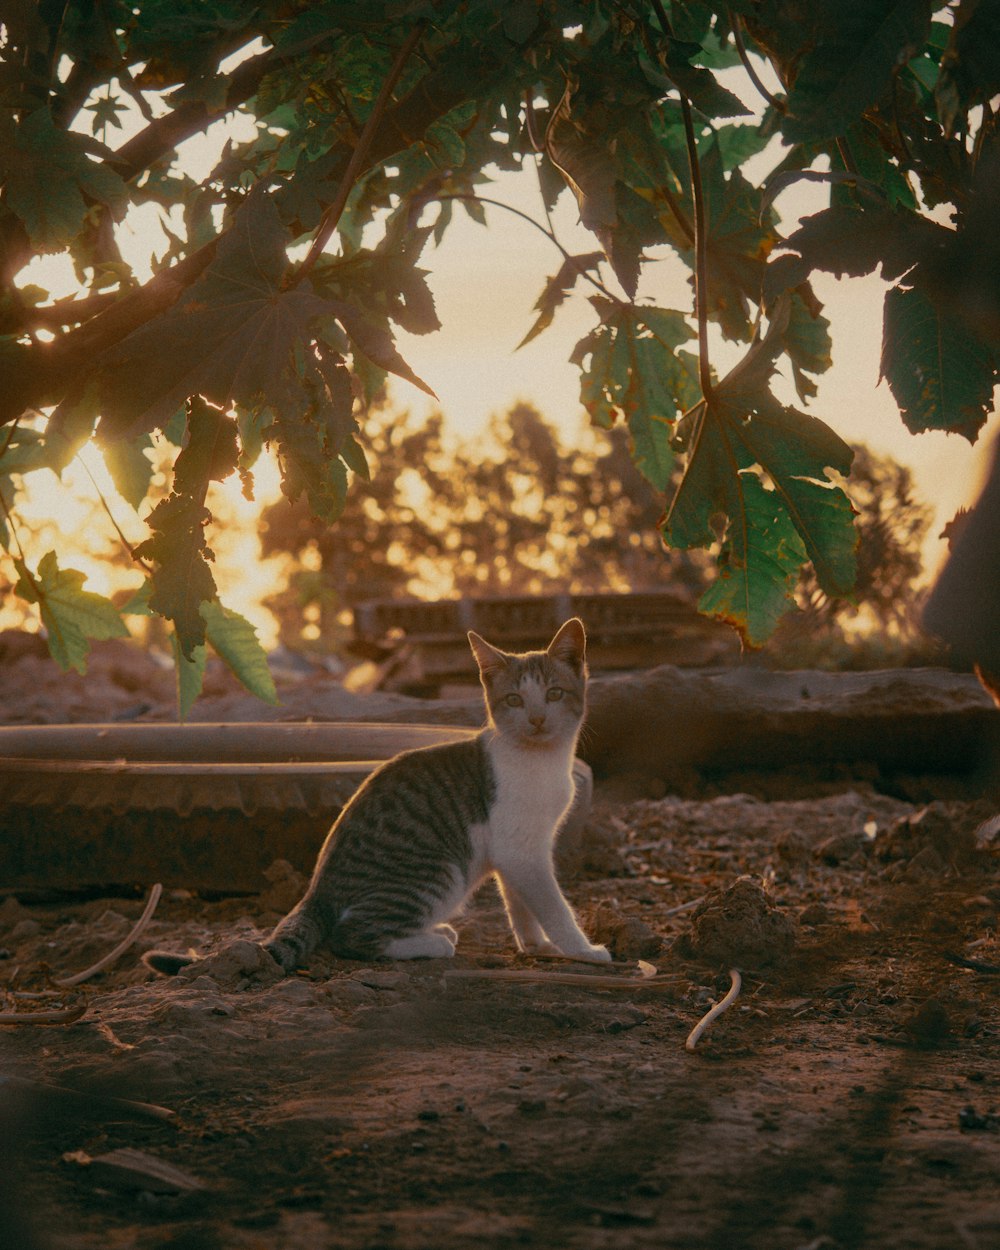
[144,618,609,974]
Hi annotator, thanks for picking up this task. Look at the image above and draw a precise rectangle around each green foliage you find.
[2,0,998,669]
[13,551,129,673]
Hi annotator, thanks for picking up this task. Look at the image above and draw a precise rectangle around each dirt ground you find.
[2,779,999,1250]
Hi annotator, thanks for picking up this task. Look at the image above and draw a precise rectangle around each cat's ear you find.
[547,617,586,671]
[468,631,508,679]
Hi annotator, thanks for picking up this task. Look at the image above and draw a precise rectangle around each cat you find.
[143,617,609,975]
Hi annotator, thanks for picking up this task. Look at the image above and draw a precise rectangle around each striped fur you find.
[144,618,608,975]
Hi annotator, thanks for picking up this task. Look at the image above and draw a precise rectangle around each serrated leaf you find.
[695,473,809,645]
[103,435,154,511]
[119,579,154,616]
[171,631,207,721]
[201,598,278,705]
[0,110,128,251]
[880,282,996,441]
[573,304,697,489]
[782,0,934,143]
[13,550,129,673]
[663,382,858,644]
[517,252,604,350]
[92,190,345,441]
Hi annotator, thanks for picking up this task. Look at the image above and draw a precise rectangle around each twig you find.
[0,1004,87,1026]
[292,23,425,287]
[662,896,706,918]
[444,968,685,990]
[72,449,151,572]
[435,193,618,302]
[54,883,163,987]
[685,968,742,1050]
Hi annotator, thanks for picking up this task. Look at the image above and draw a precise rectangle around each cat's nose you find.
[529,714,546,729]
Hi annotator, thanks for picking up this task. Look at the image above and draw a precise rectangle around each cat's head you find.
[468,618,587,750]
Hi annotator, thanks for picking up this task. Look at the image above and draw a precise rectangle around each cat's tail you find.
[262,901,325,973]
[141,949,198,977]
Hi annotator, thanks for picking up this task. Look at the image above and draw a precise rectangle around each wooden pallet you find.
[351,591,738,692]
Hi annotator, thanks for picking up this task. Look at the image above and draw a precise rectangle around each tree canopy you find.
[1,1,997,701]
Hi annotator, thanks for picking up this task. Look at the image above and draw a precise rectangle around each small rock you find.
[813,832,864,866]
[903,844,947,880]
[0,896,25,928]
[799,902,830,926]
[10,918,41,940]
[260,859,308,914]
[324,980,377,1008]
[902,998,951,1047]
[177,940,283,989]
[674,875,797,968]
[588,906,662,960]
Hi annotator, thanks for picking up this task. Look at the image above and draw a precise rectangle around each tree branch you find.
[293,23,425,287]
[2,38,509,426]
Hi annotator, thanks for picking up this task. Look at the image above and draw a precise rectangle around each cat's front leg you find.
[496,861,610,963]
[497,877,560,955]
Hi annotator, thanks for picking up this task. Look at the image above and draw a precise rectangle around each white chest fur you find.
[479,735,575,867]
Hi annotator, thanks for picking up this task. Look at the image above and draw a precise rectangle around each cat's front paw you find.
[519,938,561,957]
[570,943,611,964]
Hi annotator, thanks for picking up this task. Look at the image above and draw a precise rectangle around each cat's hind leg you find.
[385,928,457,959]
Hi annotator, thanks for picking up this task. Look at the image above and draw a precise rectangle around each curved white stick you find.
[685,968,742,1051]
[54,883,163,988]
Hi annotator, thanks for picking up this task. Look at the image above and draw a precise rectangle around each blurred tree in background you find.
[261,402,932,668]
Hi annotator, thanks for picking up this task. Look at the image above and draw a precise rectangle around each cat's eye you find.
[504,693,524,707]
[546,687,564,702]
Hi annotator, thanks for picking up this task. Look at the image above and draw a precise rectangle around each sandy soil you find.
[2,784,999,1250]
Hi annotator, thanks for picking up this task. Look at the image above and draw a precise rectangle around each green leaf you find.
[103,435,154,511]
[572,303,697,490]
[0,110,128,251]
[663,384,858,644]
[516,252,604,350]
[783,292,833,403]
[171,631,207,722]
[695,473,809,646]
[0,425,49,476]
[201,598,278,705]
[880,282,996,442]
[782,1,934,143]
[13,551,129,673]
[92,190,349,440]
[118,579,154,616]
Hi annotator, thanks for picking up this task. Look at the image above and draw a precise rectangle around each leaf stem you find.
[729,13,785,114]
[648,0,713,400]
[292,24,425,288]
[72,449,152,573]
[681,99,714,401]
[436,193,619,303]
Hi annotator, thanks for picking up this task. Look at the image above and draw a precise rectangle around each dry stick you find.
[292,23,425,288]
[685,967,742,1051]
[444,968,685,991]
[0,1004,88,1026]
[54,883,163,988]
